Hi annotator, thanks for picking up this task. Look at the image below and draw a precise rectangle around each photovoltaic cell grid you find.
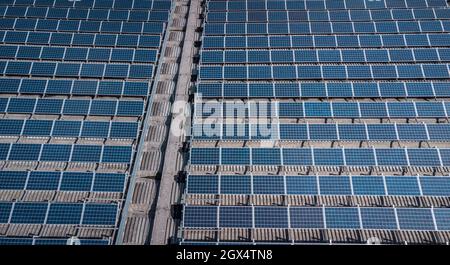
[183,0,450,243]
[0,0,172,245]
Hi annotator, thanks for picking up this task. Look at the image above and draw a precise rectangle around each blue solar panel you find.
[183,206,217,228]
[220,175,251,194]
[221,148,250,165]
[0,202,12,223]
[101,146,132,163]
[254,207,288,228]
[60,172,92,191]
[290,207,324,229]
[11,203,48,224]
[26,172,60,190]
[9,144,41,161]
[158,0,450,243]
[325,208,360,229]
[375,149,408,166]
[219,207,252,228]
[286,176,318,195]
[314,149,343,166]
[397,208,435,230]
[52,121,81,137]
[253,176,284,194]
[187,175,218,194]
[361,208,397,230]
[0,119,23,135]
[252,148,281,165]
[46,203,83,225]
[345,149,376,166]
[408,149,441,167]
[82,204,117,226]
[40,144,71,161]
[92,173,126,193]
[190,148,220,165]
[434,208,450,230]
[71,145,102,162]
[386,176,421,196]
[319,176,351,195]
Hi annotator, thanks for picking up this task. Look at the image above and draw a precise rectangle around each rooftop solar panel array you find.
[181,0,450,244]
[0,0,172,244]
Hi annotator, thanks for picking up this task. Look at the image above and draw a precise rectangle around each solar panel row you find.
[0,171,126,192]
[186,174,450,196]
[192,123,450,141]
[183,205,450,231]
[203,34,450,49]
[195,101,450,118]
[0,78,150,97]
[0,119,138,139]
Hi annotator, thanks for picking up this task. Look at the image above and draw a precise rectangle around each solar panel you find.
[59,172,92,192]
[5,0,448,244]
[420,177,450,196]
[397,208,435,230]
[325,207,360,229]
[82,204,118,226]
[361,208,397,230]
[219,207,252,228]
[221,175,251,194]
[254,207,288,228]
[434,208,450,230]
[10,203,48,224]
[40,144,72,162]
[386,176,421,196]
[290,207,324,228]
[46,203,83,225]
[286,176,318,195]
[183,206,217,228]
[70,145,102,162]
[319,176,351,195]
[26,172,60,190]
